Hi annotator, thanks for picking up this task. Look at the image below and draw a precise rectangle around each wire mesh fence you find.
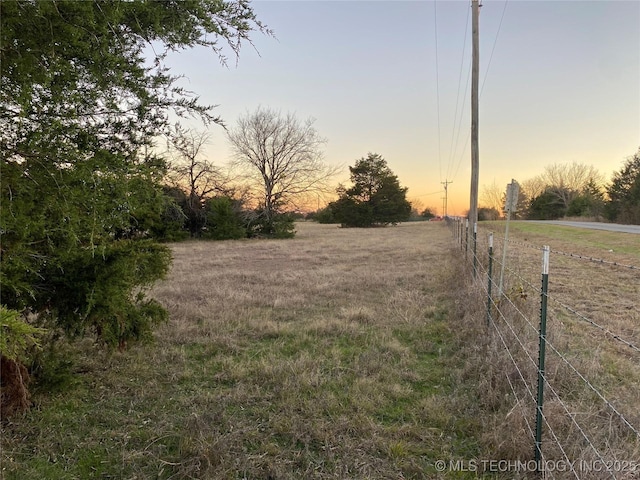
[447,218,640,479]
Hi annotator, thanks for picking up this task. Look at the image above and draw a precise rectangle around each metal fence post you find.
[534,246,550,469]
[487,233,494,326]
[472,222,478,278]
[465,219,469,258]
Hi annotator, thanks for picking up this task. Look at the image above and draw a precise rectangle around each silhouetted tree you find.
[227,107,338,237]
[528,188,568,220]
[605,149,640,224]
[330,153,411,227]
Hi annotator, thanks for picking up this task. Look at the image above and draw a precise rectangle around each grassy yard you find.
[2,222,484,479]
[4,221,638,479]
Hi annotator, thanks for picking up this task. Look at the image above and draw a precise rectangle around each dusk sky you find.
[162,0,640,215]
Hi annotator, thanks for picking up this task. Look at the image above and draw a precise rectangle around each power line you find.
[441,179,453,217]
[480,0,509,97]
[449,1,508,186]
[446,1,471,181]
[413,189,444,198]
[434,0,442,182]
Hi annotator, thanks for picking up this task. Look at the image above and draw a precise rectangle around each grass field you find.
[2,222,484,479]
[2,220,638,479]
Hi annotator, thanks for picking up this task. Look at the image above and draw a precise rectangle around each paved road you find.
[529,220,640,234]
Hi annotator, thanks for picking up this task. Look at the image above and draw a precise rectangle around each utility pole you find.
[441,179,453,218]
[441,197,446,218]
[469,0,480,226]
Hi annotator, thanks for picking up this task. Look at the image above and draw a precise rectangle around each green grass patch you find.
[482,221,640,258]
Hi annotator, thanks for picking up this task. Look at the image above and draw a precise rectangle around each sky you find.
[162,0,640,216]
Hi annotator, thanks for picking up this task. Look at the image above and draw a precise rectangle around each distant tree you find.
[407,197,425,220]
[526,162,604,211]
[528,188,568,220]
[478,207,500,221]
[497,181,529,220]
[315,206,337,224]
[481,181,505,217]
[202,196,247,240]
[566,179,605,218]
[420,208,436,220]
[512,184,530,220]
[246,210,296,238]
[330,153,411,227]
[146,186,189,242]
[166,128,229,237]
[605,149,640,224]
[227,107,338,237]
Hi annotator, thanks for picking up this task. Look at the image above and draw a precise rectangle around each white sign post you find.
[499,179,519,297]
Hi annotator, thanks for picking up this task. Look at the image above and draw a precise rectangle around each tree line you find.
[478,153,640,224]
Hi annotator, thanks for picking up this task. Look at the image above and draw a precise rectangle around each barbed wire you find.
[548,249,639,271]
[493,259,640,354]
[485,279,580,480]
[447,222,640,471]
[548,298,640,355]
[484,273,624,479]
[540,369,618,478]
[480,227,640,271]
[537,406,582,480]
[543,337,640,440]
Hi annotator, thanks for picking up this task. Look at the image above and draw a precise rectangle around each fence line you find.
[488,234,640,271]
[495,258,640,355]
[446,217,640,478]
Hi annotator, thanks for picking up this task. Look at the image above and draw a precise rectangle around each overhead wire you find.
[447,1,509,185]
[434,0,442,183]
[446,2,471,181]
[480,0,509,97]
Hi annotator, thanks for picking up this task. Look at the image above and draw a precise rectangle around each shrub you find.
[203,196,247,240]
[246,210,296,238]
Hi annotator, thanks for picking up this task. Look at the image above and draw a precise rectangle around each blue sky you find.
[163,0,640,214]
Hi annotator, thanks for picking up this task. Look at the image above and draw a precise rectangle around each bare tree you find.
[527,162,604,210]
[480,180,505,215]
[167,127,230,236]
[227,107,339,227]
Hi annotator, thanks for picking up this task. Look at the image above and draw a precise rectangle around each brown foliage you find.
[1,355,31,416]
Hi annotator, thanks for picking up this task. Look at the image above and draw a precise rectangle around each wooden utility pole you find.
[441,179,453,218]
[469,0,480,226]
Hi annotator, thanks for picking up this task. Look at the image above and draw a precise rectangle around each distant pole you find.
[441,197,446,217]
[441,179,453,218]
[469,0,480,226]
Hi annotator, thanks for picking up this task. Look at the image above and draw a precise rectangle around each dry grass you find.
[452,221,640,479]
[4,220,637,479]
[1,222,484,479]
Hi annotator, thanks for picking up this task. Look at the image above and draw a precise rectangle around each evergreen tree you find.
[605,149,640,224]
[0,0,268,412]
[528,188,568,220]
[203,196,247,240]
[330,154,411,227]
